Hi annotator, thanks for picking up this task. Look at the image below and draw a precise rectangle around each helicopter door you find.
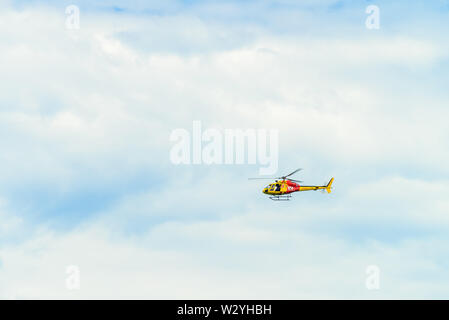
[275,184,281,191]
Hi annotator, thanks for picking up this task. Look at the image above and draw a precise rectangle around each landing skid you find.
[269,194,292,201]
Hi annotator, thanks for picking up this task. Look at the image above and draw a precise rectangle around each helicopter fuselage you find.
[262,179,332,195]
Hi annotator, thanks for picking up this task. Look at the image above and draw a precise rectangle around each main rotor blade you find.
[249,168,302,180]
[284,168,302,178]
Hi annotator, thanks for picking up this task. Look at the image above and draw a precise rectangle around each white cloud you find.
[0,199,23,239]
[2,211,449,299]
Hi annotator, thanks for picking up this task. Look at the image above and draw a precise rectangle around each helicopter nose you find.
[263,189,267,194]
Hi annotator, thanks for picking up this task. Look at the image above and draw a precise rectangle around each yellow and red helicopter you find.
[249,169,334,201]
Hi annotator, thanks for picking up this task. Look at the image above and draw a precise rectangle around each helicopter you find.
[248,169,334,201]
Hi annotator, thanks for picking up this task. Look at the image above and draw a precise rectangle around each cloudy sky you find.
[1,0,449,299]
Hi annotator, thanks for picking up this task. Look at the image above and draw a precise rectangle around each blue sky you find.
[0,0,449,298]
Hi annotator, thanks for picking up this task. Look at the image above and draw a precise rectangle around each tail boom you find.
[297,177,334,193]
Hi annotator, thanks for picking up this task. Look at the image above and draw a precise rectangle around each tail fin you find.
[326,177,334,193]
